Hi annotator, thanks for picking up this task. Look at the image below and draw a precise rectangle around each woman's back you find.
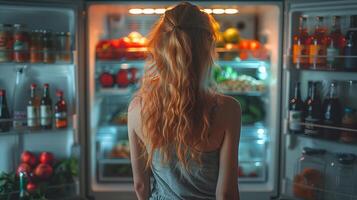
[150,149,219,200]
[129,94,241,199]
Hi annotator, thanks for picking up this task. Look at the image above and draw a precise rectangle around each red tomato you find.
[34,163,53,180]
[39,152,54,165]
[21,151,37,167]
[17,163,32,176]
[239,51,249,60]
[249,40,260,50]
[26,182,37,193]
[239,40,250,50]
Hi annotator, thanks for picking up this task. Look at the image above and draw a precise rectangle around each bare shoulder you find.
[128,96,142,113]
[216,94,241,117]
[128,96,142,137]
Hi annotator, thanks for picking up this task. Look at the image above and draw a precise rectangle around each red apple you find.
[26,182,37,193]
[16,163,32,176]
[34,163,53,180]
[21,151,37,167]
[116,69,130,88]
[99,72,115,88]
[39,152,54,165]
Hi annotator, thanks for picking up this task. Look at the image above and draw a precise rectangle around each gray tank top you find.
[149,149,220,200]
[149,95,219,200]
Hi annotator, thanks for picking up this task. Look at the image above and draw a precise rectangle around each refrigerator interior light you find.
[143,8,155,14]
[203,9,213,14]
[129,8,143,15]
[212,9,225,14]
[255,162,262,167]
[224,9,239,14]
[155,8,166,14]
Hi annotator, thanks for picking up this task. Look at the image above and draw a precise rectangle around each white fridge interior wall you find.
[0,4,77,172]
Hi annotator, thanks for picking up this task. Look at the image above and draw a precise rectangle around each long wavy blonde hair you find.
[137,2,218,169]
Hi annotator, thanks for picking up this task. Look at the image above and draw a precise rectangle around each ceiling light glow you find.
[203,9,212,14]
[212,9,224,14]
[224,9,239,14]
[129,8,142,15]
[154,8,166,14]
[143,8,155,14]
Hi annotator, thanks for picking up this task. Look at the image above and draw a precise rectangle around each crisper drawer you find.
[239,123,268,182]
[96,125,131,183]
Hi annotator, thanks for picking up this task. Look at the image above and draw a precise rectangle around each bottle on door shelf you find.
[55,90,67,129]
[293,16,309,68]
[40,83,52,129]
[13,24,29,63]
[308,16,329,69]
[327,16,346,69]
[303,81,313,118]
[0,89,11,132]
[304,82,322,137]
[27,84,40,129]
[322,82,342,139]
[289,82,304,133]
[340,107,357,143]
[344,15,357,70]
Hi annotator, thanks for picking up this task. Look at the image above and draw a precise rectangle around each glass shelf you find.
[285,54,357,72]
[216,60,269,69]
[96,87,135,97]
[222,90,266,97]
[282,178,357,200]
[98,158,130,165]
[96,60,146,67]
[0,127,73,136]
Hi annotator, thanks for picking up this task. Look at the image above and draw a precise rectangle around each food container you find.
[293,147,326,200]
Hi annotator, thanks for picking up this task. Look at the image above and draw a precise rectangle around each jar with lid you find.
[293,147,326,200]
[332,153,356,200]
[43,30,55,64]
[56,32,71,62]
[0,24,13,62]
[13,24,29,63]
[340,107,357,143]
[30,30,44,63]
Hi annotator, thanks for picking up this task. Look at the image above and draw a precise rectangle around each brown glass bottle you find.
[293,16,309,68]
[27,84,40,129]
[40,84,52,129]
[304,82,322,137]
[55,90,67,129]
[289,82,304,133]
[0,89,11,132]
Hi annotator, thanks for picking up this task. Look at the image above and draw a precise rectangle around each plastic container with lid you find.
[293,147,326,200]
[0,24,13,62]
[333,153,356,200]
[340,107,357,143]
[13,24,29,63]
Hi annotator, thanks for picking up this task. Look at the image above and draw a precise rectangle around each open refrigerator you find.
[1,0,357,200]
[86,1,282,200]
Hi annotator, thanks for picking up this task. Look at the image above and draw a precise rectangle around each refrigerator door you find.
[280,0,357,199]
[86,1,282,200]
[0,0,86,199]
